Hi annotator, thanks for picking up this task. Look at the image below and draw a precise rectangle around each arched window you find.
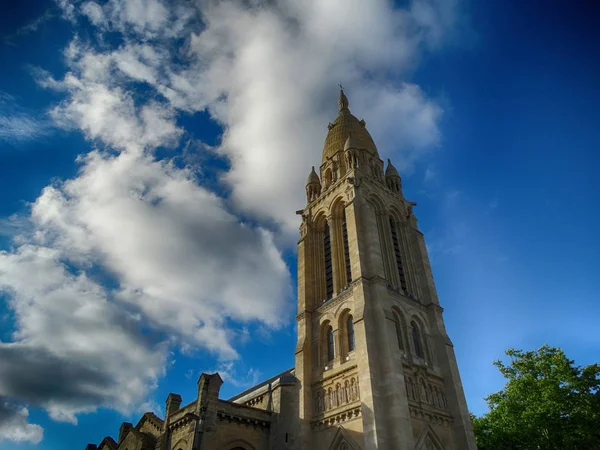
[389,217,407,292]
[324,222,333,300]
[342,211,352,284]
[394,313,404,350]
[347,315,355,352]
[327,326,335,361]
[411,320,424,358]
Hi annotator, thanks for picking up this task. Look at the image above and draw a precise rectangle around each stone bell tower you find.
[294,90,477,450]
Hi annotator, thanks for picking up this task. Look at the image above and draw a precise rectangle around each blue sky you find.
[0,0,599,448]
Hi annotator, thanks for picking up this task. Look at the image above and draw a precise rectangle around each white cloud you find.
[0,0,464,441]
[172,0,452,238]
[49,0,455,238]
[80,2,105,26]
[0,245,169,423]
[0,114,48,143]
[55,0,76,22]
[0,92,51,144]
[0,399,43,444]
[29,150,292,355]
[1,10,291,427]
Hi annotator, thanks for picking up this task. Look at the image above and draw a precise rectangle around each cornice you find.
[217,412,270,429]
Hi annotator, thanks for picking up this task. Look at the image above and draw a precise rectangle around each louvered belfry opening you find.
[389,218,407,293]
[324,222,334,300]
[342,211,352,285]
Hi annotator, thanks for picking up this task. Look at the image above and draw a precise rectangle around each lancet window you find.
[411,320,424,359]
[347,315,355,352]
[319,202,352,302]
[393,312,404,351]
[389,218,407,293]
[342,211,352,284]
[324,223,334,300]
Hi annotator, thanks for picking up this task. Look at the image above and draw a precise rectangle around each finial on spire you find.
[338,86,349,111]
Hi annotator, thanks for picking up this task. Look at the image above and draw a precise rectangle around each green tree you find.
[471,345,600,450]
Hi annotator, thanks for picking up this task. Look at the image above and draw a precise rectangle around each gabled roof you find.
[98,436,117,450]
[328,426,361,450]
[135,411,163,430]
[121,428,157,446]
[414,424,447,450]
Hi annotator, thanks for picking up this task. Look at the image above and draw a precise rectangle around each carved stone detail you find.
[311,406,361,429]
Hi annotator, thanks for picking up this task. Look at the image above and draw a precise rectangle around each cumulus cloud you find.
[0,398,43,444]
[0,244,169,423]
[161,0,453,236]
[29,150,291,355]
[1,0,462,441]
[50,0,455,237]
[1,52,291,428]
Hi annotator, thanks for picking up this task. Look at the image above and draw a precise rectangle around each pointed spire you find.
[385,158,402,193]
[338,88,349,111]
[385,158,400,178]
[306,166,320,185]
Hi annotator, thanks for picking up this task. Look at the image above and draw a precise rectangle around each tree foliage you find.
[471,345,600,450]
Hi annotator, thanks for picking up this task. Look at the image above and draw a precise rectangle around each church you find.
[85,90,477,450]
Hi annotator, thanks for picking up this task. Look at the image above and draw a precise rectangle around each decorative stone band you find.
[311,405,362,429]
[405,376,448,411]
[313,375,360,416]
[409,406,454,427]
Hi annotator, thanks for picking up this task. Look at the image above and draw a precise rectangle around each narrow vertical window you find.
[342,211,352,284]
[411,321,424,358]
[389,218,407,292]
[394,314,404,350]
[347,316,355,352]
[327,326,335,361]
[324,222,333,300]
